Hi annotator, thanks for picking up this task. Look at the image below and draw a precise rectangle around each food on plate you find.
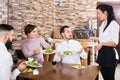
[44,47,53,53]
[22,68,33,73]
[27,61,41,67]
[63,50,73,55]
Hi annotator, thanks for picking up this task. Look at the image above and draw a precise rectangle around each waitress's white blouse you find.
[99,20,120,59]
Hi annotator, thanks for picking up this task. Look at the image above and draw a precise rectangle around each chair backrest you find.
[15,49,27,60]
[76,39,90,66]
[53,29,62,39]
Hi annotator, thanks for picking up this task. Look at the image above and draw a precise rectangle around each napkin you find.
[72,65,86,69]
[18,59,23,63]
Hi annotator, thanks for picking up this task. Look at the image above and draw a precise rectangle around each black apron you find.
[96,46,117,68]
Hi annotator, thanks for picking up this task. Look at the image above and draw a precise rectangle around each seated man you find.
[53,26,87,64]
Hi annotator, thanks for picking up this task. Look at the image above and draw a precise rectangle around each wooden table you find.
[18,62,100,80]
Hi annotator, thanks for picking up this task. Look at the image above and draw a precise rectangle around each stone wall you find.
[0,0,120,49]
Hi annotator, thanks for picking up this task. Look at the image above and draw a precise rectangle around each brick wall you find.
[0,0,119,49]
[0,0,8,24]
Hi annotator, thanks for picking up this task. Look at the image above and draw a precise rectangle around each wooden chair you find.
[77,39,90,66]
[14,49,27,60]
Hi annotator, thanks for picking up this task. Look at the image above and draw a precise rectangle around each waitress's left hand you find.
[95,43,102,51]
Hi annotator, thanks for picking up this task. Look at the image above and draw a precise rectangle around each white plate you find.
[26,61,42,68]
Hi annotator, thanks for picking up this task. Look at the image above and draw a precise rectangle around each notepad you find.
[22,68,33,73]
[72,65,86,69]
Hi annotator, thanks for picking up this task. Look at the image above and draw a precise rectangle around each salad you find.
[44,47,53,53]
[27,61,42,67]
[63,50,73,55]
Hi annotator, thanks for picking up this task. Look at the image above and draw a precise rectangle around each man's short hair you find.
[0,24,14,37]
[60,26,69,34]
[0,24,14,31]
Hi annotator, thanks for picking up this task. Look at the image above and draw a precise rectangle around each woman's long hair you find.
[96,4,116,32]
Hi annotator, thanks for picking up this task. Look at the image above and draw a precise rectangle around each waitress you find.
[89,4,119,80]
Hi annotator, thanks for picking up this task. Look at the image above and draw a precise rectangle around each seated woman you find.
[21,24,51,62]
